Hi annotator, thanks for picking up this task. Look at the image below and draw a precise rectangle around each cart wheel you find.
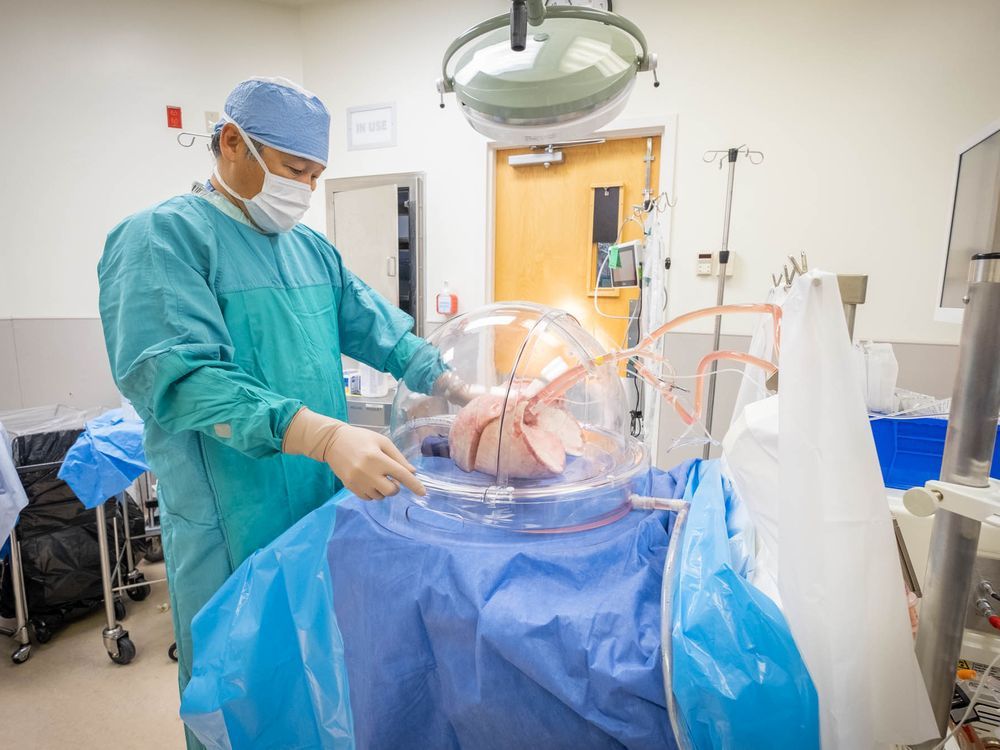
[108,636,136,665]
[168,642,178,662]
[126,572,150,602]
[33,624,52,644]
[11,645,30,664]
[145,537,164,563]
[114,598,127,621]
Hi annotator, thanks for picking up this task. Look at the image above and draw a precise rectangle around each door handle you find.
[387,257,397,277]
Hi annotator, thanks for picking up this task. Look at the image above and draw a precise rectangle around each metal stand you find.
[95,500,134,664]
[95,487,167,665]
[631,494,692,750]
[913,253,1000,746]
[1,528,32,663]
[701,146,763,458]
[836,274,869,342]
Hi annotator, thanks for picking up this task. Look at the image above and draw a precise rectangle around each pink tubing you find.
[633,351,777,426]
[527,303,781,425]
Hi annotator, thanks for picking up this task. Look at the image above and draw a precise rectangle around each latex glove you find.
[283,408,426,500]
[432,370,475,407]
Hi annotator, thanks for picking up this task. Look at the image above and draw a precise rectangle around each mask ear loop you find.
[224,119,272,176]
[212,166,245,205]
[211,119,269,229]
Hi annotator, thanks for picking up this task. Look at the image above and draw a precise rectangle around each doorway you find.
[324,172,426,337]
[492,136,662,350]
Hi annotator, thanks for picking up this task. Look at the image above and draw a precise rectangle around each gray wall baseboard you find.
[654,331,960,468]
[0,318,120,412]
[0,320,22,409]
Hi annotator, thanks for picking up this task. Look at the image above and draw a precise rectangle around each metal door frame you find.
[324,172,426,337]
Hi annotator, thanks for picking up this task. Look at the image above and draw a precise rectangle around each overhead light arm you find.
[511,0,546,51]
[527,0,546,27]
[437,6,656,96]
[510,1,527,51]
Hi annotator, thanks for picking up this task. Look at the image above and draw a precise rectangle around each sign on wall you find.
[347,103,396,151]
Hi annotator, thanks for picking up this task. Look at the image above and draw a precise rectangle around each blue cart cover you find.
[58,408,148,509]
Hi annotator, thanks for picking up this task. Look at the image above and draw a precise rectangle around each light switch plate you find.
[696,253,713,276]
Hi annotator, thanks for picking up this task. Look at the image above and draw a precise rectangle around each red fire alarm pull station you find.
[166,106,183,129]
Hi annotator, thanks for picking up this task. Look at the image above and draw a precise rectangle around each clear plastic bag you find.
[0,423,29,545]
[0,404,102,438]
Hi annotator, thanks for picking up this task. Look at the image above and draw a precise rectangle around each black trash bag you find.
[0,428,147,625]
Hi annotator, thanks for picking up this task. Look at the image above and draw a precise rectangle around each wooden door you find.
[493,136,661,351]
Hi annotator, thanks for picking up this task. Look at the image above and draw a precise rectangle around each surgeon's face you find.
[215,122,326,201]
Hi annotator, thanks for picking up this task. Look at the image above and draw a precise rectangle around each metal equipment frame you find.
[0,527,32,663]
[632,494,693,750]
[96,474,166,665]
[913,252,1000,747]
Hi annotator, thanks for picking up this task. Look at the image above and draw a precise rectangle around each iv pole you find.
[701,146,763,459]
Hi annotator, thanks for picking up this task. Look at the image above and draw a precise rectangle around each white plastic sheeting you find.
[723,396,781,606]
[0,405,100,545]
[855,341,900,414]
[729,284,785,428]
[0,424,29,546]
[724,271,937,749]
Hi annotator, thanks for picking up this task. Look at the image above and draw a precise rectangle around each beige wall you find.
[3,0,993,416]
[0,0,304,320]
[299,0,1000,344]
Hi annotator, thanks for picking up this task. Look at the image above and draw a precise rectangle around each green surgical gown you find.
[98,191,441,749]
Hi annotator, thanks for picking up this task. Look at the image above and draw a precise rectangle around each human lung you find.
[450,395,582,479]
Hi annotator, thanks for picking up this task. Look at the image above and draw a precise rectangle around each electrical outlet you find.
[717,254,735,277]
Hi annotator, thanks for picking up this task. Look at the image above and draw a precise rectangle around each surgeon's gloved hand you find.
[432,371,475,407]
[282,408,426,500]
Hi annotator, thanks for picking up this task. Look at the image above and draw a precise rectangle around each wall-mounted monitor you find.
[938,119,1000,322]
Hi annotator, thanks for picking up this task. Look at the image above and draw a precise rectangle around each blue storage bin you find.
[870,416,1000,490]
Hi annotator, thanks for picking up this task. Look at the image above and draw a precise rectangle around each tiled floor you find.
[0,562,185,748]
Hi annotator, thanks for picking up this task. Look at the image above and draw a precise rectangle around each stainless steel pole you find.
[702,148,738,459]
[8,528,31,649]
[526,0,546,26]
[95,502,118,631]
[914,252,1000,745]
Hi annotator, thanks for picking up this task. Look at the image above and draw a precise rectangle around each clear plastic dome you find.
[391,302,648,532]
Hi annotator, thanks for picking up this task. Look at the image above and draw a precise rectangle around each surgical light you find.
[437,2,659,145]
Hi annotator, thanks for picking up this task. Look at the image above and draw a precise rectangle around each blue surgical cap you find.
[215,77,331,167]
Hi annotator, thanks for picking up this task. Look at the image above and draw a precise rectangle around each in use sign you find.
[347,103,396,151]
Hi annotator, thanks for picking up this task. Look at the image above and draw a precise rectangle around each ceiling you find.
[253,0,324,7]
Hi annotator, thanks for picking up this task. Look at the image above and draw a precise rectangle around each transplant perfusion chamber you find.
[391,302,649,532]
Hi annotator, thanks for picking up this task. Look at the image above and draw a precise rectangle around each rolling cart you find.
[3,463,164,665]
[2,406,171,665]
[95,473,167,665]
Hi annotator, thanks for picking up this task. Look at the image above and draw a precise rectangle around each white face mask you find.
[214,123,313,233]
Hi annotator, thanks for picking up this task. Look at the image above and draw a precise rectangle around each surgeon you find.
[98,77,467,750]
